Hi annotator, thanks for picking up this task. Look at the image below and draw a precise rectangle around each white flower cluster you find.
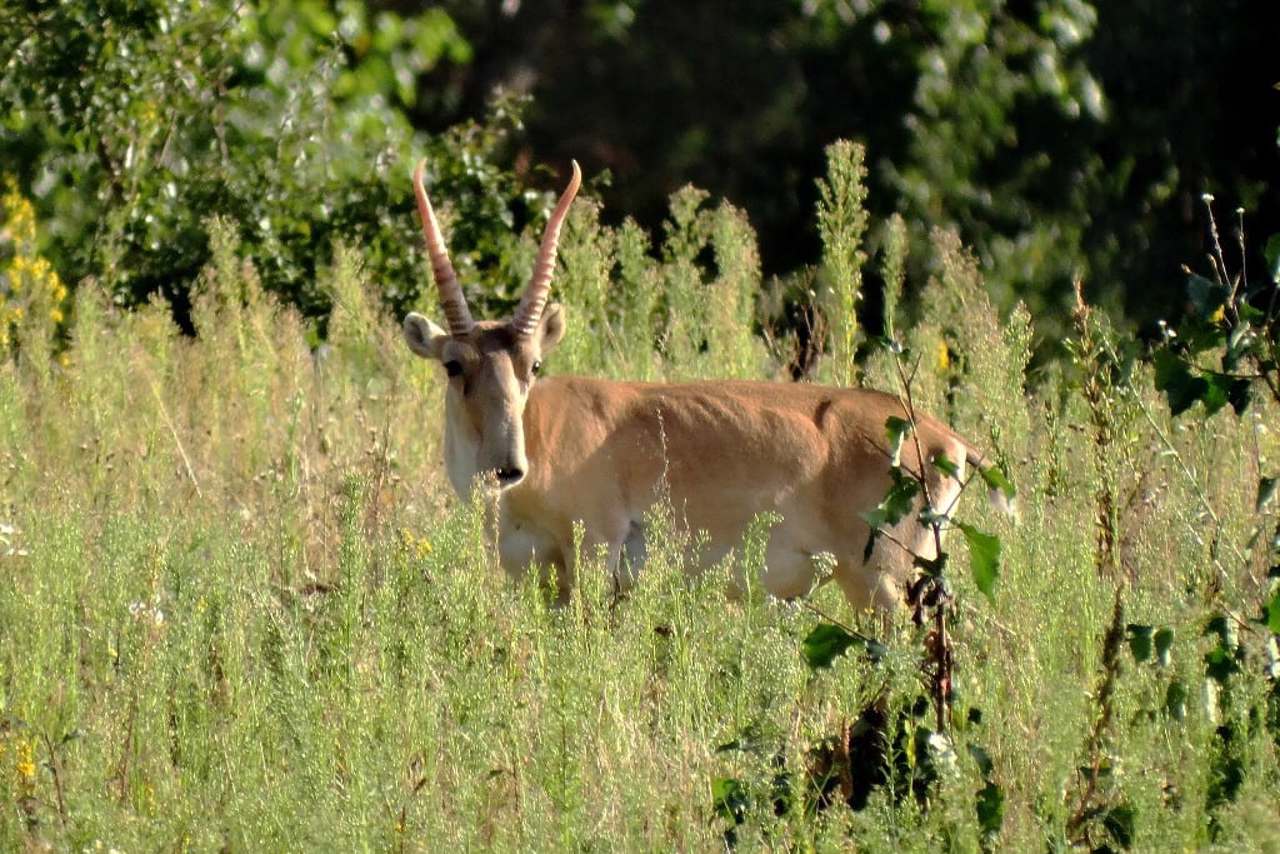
[0,521,27,557]
[128,600,167,627]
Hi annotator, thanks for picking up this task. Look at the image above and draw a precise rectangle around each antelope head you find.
[402,158,581,493]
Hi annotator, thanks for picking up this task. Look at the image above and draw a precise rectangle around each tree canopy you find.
[2,0,1276,345]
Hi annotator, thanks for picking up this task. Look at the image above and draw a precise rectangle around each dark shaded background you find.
[417,0,1279,328]
[2,0,1276,341]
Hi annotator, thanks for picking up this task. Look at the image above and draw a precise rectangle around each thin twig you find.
[39,730,67,828]
[147,376,203,499]
[865,523,919,558]
[1203,200,1238,322]
[891,349,953,733]
[799,600,879,646]
[1235,208,1248,296]
[891,356,941,554]
[959,599,1018,640]
[1066,588,1125,844]
[939,469,980,521]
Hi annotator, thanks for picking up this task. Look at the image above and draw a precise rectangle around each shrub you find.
[0,0,539,324]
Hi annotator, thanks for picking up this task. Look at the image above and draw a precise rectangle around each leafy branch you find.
[1154,198,1280,417]
[803,334,1013,736]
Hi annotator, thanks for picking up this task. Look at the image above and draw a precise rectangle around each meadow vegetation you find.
[1,145,1278,851]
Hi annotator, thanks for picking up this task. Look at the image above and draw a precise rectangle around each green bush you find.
[0,0,548,324]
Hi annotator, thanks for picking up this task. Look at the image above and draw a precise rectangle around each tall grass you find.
[0,145,1277,851]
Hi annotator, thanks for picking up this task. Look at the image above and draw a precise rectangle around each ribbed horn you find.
[512,160,581,337]
[412,158,474,336]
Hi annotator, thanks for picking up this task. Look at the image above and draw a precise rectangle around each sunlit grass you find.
[0,147,1277,851]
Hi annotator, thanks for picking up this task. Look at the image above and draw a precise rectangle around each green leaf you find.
[802,623,883,669]
[711,777,749,825]
[1258,477,1278,513]
[932,451,960,480]
[1238,300,1265,324]
[1200,372,1237,416]
[1153,349,1210,416]
[1182,316,1228,357]
[862,530,878,563]
[1104,803,1136,849]
[1223,323,1259,375]
[1077,763,1113,785]
[1190,371,1251,417]
[1203,615,1243,682]
[1204,614,1235,646]
[885,415,912,467]
[913,553,947,577]
[957,522,1000,602]
[976,781,1004,838]
[1126,624,1154,663]
[802,622,859,668]
[1187,273,1230,319]
[876,335,906,354]
[1205,645,1240,683]
[1165,680,1188,721]
[1227,377,1252,415]
[1154,627,1174,667]
[978,464,1016,503]
[861,469,920,531]
[1264,233,1280,283]
[1264,588,1280,634]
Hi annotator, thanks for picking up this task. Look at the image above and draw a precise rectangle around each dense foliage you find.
[0,0,555,326]
[427,0,1277,329]
[3,0,1276,342]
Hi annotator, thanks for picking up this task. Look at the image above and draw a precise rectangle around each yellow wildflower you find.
[15,738,35,786]
[1,175,70,342]
[1,178,36,246]
[399,528,433,560]
[936,339,951,372]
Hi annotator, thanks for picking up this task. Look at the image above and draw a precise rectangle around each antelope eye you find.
[444,360,463,378]
[531,360,542,376]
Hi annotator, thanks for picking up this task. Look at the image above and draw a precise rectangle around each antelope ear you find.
[538,303,567,353]
[403,313,449,360]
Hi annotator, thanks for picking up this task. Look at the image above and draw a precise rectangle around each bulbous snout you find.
[479,428,528,489]
[494,464,525,487]
[460,353,532,492]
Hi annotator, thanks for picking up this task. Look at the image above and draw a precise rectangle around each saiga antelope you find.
[402,159,1011,612]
